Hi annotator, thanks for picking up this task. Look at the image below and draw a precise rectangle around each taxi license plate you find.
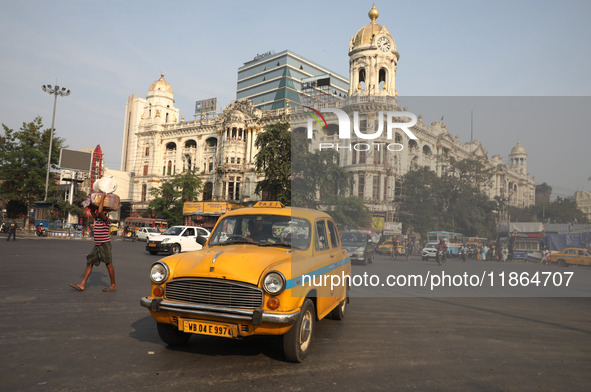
[148,243,156,247]
[181,320,236,338]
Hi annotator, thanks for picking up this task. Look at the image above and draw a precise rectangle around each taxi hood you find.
[166,245,292,286]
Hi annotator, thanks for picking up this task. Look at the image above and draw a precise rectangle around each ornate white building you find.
[121,74,289,214]
[290,5,535,218]
[121,5,535,218]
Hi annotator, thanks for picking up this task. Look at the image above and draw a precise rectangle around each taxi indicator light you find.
[267,297,280,310]
[153,286,164,297]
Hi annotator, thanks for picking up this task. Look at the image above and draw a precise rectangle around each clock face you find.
[377,37,391,52]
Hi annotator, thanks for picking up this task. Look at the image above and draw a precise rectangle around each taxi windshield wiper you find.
[259,242,291,248]
[219,240,255,246]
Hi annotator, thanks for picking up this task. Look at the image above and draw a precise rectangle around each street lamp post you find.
[42,84,70,201]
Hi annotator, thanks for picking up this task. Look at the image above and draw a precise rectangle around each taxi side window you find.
[184,228,195,236]
[567,249,576,255]
[315,220,330,251]
[327,220,340,248]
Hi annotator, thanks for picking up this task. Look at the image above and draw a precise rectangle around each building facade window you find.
[373,175,380,201]
[358,172,365,198]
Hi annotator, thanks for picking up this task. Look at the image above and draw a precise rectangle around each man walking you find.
[69,193,117,292]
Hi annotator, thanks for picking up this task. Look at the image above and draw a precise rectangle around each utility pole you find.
[42,83,71,201]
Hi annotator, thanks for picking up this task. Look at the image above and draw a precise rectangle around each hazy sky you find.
[1,0,590,197]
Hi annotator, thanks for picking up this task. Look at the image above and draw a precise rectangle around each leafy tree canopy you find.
[0,116,66,209]
[148,169,203,226]
[400,158,497,239]
[254,122,291,205]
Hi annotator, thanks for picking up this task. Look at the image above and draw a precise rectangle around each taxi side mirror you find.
[196,235,207,246]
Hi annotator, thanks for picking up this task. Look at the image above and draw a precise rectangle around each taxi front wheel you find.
[156,322,191,346]
[283,299,315,363]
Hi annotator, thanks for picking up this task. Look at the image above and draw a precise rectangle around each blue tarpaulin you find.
[543,232,591,251]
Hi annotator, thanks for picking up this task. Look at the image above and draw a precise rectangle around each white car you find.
[146,226,211,255]
[136,227,161,241]
[421,242,438,260]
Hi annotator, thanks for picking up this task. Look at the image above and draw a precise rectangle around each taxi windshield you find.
[209,214,312,250]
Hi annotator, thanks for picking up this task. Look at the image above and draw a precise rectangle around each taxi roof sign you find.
[254,201,284,208]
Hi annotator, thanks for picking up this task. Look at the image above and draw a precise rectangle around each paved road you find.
[1,237,590,391]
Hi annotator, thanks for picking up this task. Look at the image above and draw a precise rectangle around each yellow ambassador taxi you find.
[549,247,591,267]
[140,202,351,362]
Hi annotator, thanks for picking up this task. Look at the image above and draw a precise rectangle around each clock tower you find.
[348,4,399,97]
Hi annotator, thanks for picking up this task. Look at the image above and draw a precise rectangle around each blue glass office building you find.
[236,50,349,110]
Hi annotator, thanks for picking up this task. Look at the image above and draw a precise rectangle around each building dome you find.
[149,73,173,94]
[510,141,527,155]
[351,5,396,51]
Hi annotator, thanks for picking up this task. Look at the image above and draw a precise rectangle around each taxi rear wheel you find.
[330,292,348,321]
[557,259,567,267]
[283,299,315,363]
[156,322,191,346]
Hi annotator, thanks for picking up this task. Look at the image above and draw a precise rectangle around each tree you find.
[325,196,370,228]
[149,170,202,226]
[399,158,497,239]
[254,122,291,205]
[54,189,88,224]
[509,196,589,224]
[0,117,66,210]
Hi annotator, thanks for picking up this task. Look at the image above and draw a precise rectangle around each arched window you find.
[378,68,387,90]
[203,182,213,201]
[185,140,197,148]
[166,142,176,151]
[167,161,172,176]
[205,137,218,148]
[358,68,366,90]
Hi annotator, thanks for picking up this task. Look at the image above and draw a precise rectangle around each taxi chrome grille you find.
[164,278,263,308]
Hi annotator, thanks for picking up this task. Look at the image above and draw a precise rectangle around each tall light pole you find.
[41,84,70,201]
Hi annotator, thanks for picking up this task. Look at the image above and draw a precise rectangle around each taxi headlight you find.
[263,272,285,295]
[150,262,169,284]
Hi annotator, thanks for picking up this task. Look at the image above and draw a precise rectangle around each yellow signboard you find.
[204,202,229,214]
[183,202,204,214]
[183,202,241,215]
[371,216,385,230]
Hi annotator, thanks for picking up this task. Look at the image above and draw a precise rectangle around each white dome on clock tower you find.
[348,4,399,97]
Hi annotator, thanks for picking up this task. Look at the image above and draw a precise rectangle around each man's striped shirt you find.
[93,217,111,245]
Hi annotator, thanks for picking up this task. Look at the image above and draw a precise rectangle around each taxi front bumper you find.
[140,297,300,325]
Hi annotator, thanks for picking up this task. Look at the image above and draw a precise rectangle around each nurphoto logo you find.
[305,107,418,152]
